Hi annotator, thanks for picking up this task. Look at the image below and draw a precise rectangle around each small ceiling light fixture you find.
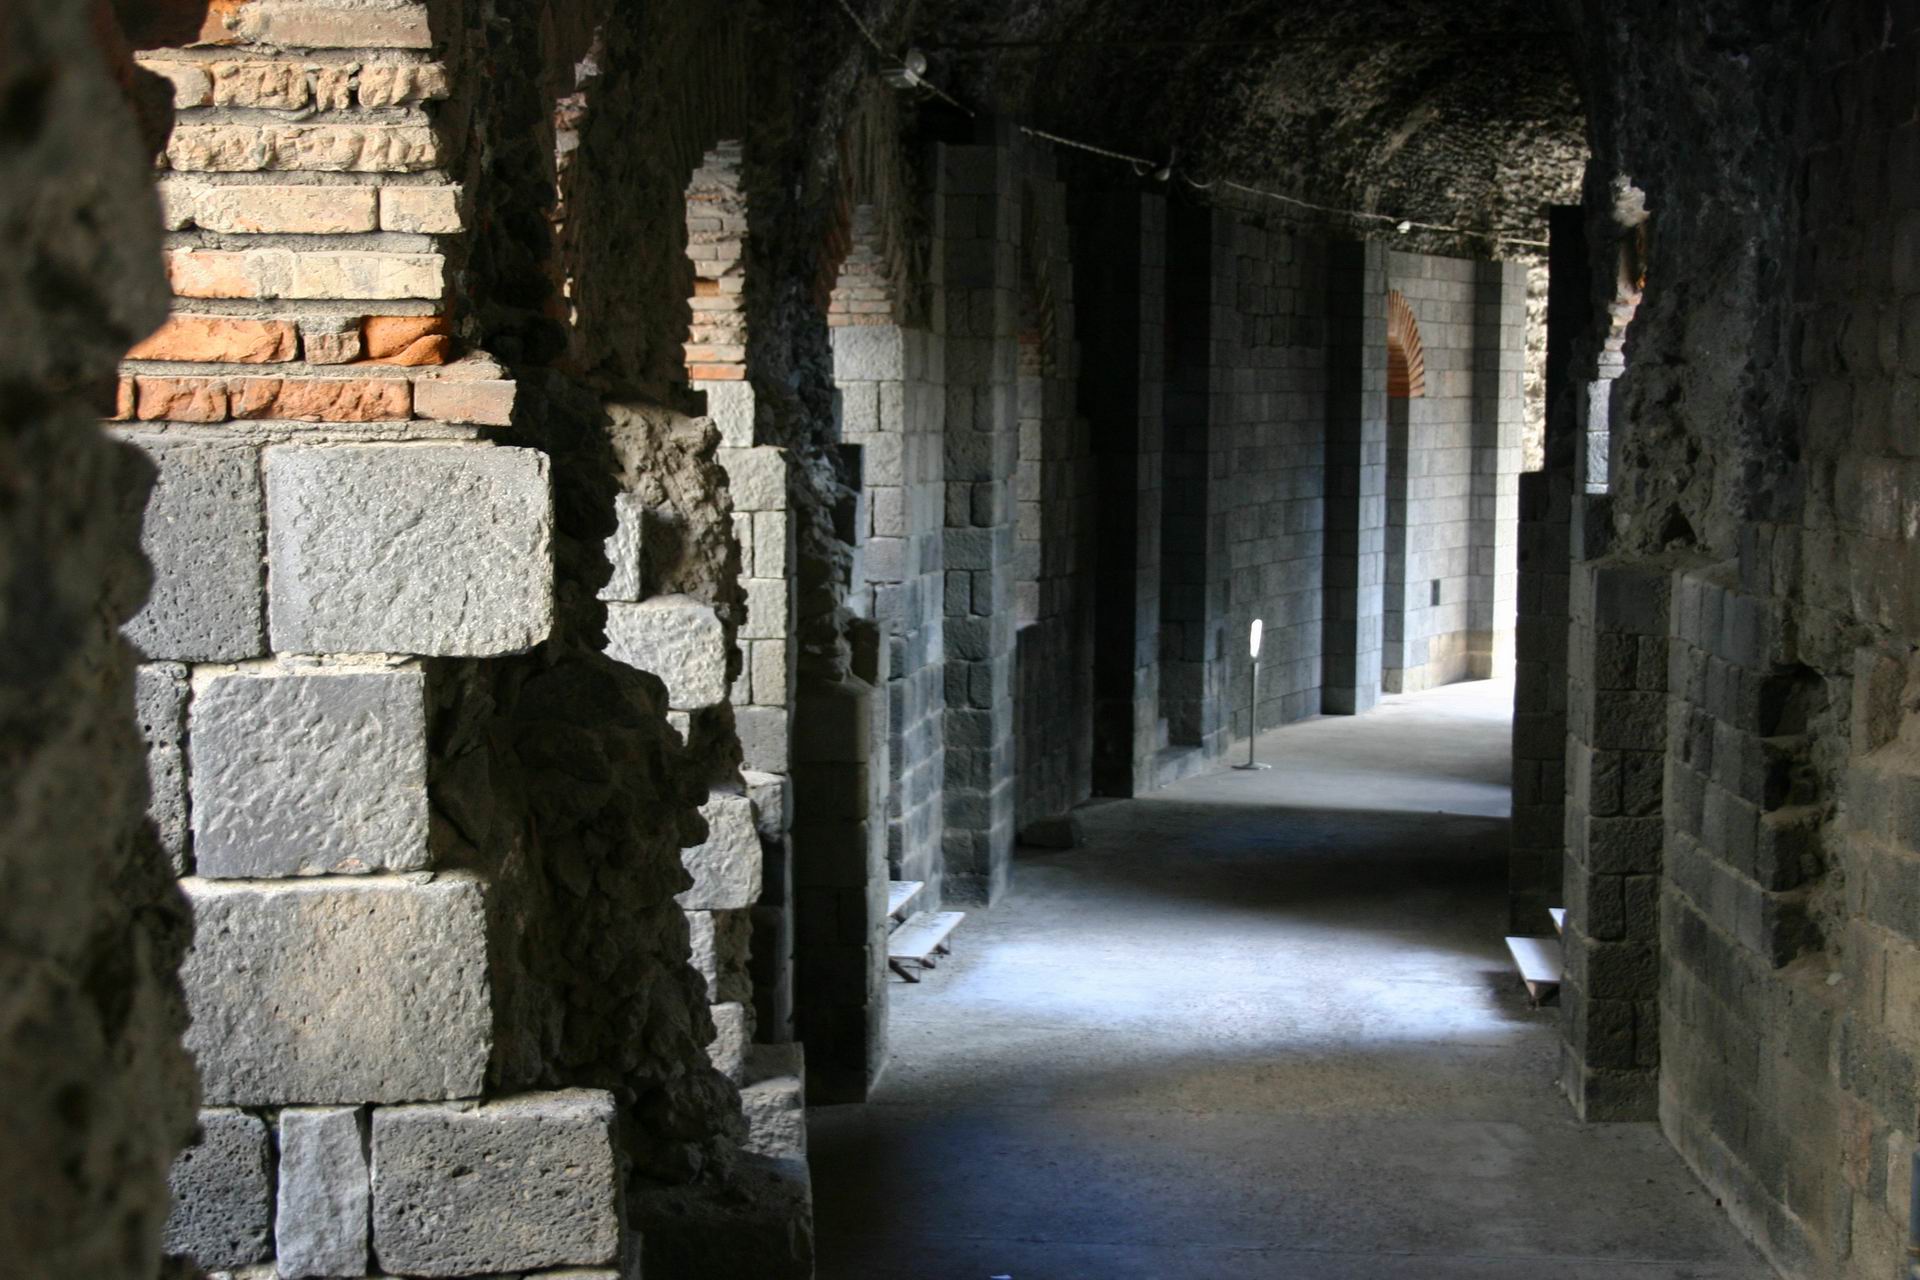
[1396,220,1414,234]
[883,47,929,89]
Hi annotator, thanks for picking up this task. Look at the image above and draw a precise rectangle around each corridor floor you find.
[807,679,1776,1279]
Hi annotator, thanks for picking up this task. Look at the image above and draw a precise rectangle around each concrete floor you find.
[808,679,1777,1280]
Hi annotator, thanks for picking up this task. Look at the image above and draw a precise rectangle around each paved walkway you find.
[808,679,1774,1279]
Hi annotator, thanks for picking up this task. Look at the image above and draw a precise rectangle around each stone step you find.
[1504,934,1563,1005]
[887,910,964,983]
[886,879,923,920]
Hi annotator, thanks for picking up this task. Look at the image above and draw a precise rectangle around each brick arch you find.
[1387,289,1426,399]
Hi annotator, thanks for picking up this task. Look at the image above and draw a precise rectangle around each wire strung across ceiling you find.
[828,0,1551,251]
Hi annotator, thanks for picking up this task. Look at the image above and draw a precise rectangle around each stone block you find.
[175,183,380,235]
[266,444,553,657]
[232,3,436,48]
[706,1002,751,1083]
[686,908,753,1004]
[719,446,788,512]
[166,124,441,173]
[700,379,755,447]
[370,1091,621,1277]
[124,439,266,662]
[412,377,516,425]
[277,1107,370,1279]
[740,1044,807,1160]
[190,666,429,878]
[742,576,790,641]
[167,248,445,301]
[680,792,762,910]
[164,1109,272,1269]
[181,874,490,1105]
[605,595,727,709]
[136,662,191,872]
[598,493,645,603]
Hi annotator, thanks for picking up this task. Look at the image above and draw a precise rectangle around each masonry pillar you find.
[938,130,1019,905]
[1073,191,1166,797]
[1321,241,1389,714]
[1469,259,1526,676]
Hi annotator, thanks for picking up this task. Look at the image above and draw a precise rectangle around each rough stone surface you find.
[705,1001,750,1083]
[123,438,267,662]
[741,1044,807,1161]
[180,874,491,1105]
[598,492,646,603]
[136,662,192,872]
[276,1107,369,1280]
[190,666,429,878]
[686,908,753,1004]
[369,1091,621,1277]
[163,1109,273,1270]
[680,792,762,910]
[605,594,728,709]
[266,444,554,657]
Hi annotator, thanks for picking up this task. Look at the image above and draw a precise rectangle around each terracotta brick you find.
[136,378,230,423]
[166,124,441,174]
[367,335,453,367]
[231,378,412,422]
[185,184,379,235]
[356,64,452,107]
[379,186,463,234]
[127,316,298,365]
[363,316,450,359]
[232,4,435,50]
[166,249,286,299]
[135,59,214,107]
[412,378,516,425]
[288,253,444,301]
[689,365,747,381]
[111,378,136,422]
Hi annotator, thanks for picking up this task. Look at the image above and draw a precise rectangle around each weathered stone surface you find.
[277,1107,369,1279]
[166,124,442,174]
[181,874,491,1105]
[705,1001,751,1083]
[605,594,727,708]
[718,446,787,512]
[740,1044,807,1160]
[680,792,763,911]
[164,1109,272,1269]
[168,182,380,235]
[266,444,553,657]
[123,439,266,662]
[167,249,445,301]
[190,667,429,878]
[411,376,516,424]
[232,376,412,422]
[135,375,228,422]
[686,908,753,1003]
[380,186,464,233]
[598,493,646,603]
[300,316,363,365]
[363,314,453,365]
[135,663,191,873]
[370,1091,621,1276]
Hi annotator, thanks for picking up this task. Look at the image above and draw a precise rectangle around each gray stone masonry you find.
[598,491,646,603]
[181,873,490,1105]
[1321,241,1388,716]
[604,594,728,711]
[276,1107,369,1279]
[938,135,1020,905]
[265,444,553,657]
[124,438,266,662]
[135,662,190,872]
[1558,556,1675,1121]
[164,1109,273,1271]
[190,665,428,878]
[679,791,762,911]
[369,1090,621,1277]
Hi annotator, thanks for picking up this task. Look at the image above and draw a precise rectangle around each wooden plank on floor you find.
[1549,907,1566,936]
[889,910,964,964]
[888,880,924,919]
[1505,934,1564,1003]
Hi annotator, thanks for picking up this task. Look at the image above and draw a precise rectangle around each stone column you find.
[1321,241,1389,715]
[938,131,1020,905]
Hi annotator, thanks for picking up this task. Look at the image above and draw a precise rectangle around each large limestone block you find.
[680,792,762,910]
[686,908,753,1003]
[124,439,266,662]
[706,1002,751,1083]
[190,666,428,878]
[181,874,490,1105]
[605,594,727,709]
[266,444,553,657]
[277,1107,369,1279]
[370,1091,621,1276]
[598,492,646,603]
[164,1109,272,1269]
